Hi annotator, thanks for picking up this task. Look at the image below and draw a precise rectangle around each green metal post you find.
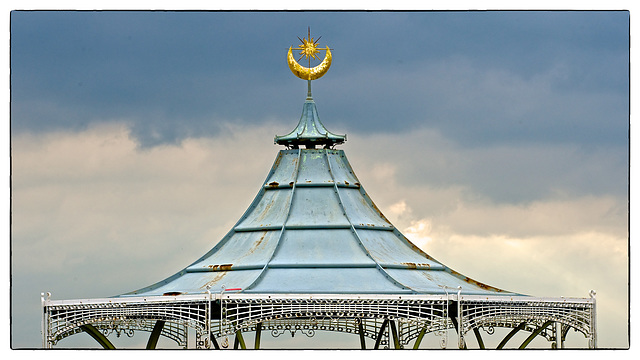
[80,324,115,349]
[389,320,401,349]
[146,320,165,349]
[519,320,554,349]
[412,324,428,349]
[496,322,526,349]
[210,334,221,349]
[255,322,263,349]
[358,319,366,349]
[234,329,246,349]
[374,319,389,349]
[472,327,485,349]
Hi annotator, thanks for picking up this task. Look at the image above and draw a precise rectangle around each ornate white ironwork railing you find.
[41,292,596,349]
[41,292,212,348]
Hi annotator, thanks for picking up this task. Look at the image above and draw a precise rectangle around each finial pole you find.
[307,80,312,99]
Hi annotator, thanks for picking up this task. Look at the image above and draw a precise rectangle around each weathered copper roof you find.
[119,99,520,297]
[274,96,346,148]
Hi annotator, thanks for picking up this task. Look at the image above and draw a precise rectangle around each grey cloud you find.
[11,11,628,150]
[321,56,627,150]
[347,127,627,206]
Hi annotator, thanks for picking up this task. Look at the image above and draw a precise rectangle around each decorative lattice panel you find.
[42,293,595,349]
[43,296,210,348]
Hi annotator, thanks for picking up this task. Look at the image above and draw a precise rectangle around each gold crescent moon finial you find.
[287,28,332,81]
[288,46,332,80]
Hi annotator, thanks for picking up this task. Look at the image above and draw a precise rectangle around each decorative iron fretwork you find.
[218,295,449,345]
[42,294,211,348]
[459,297,595,343]
[42,293,596,349]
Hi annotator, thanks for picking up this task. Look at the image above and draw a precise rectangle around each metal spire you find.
[277,29,345,149]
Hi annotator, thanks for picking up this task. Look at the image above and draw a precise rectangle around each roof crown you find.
[274,91,346,149]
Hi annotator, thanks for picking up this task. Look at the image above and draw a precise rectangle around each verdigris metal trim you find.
[242,149,303,292]
[233,224,395,232]
[186,263,447,272]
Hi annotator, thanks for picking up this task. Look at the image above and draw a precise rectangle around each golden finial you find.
[287,28,332,82]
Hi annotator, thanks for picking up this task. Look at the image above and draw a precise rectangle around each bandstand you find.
[41,31,597,349]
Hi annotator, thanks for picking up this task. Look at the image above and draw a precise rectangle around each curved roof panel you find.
[268,229,375,266]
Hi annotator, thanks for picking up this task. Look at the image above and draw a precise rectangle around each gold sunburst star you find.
[295,27,322,62]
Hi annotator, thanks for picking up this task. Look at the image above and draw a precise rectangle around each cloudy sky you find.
[9,9,629,349]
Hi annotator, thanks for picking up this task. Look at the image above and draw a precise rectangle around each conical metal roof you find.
[274,97,346,148]
[119,98,520,298]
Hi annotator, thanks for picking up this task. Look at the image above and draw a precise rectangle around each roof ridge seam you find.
[241,149,304,292]
[323,149,415,293]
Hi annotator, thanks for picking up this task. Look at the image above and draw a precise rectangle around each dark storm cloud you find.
[316,12,629,148]
[11,11,628,148]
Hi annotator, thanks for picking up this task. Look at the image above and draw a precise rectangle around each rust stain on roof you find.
[201,270,230,289]
[367,199,391,222]
[247,231,269,255]
[207,264,233,271]
[401,262,431,269]
[403,236,439,261]
[448,269,506,292]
